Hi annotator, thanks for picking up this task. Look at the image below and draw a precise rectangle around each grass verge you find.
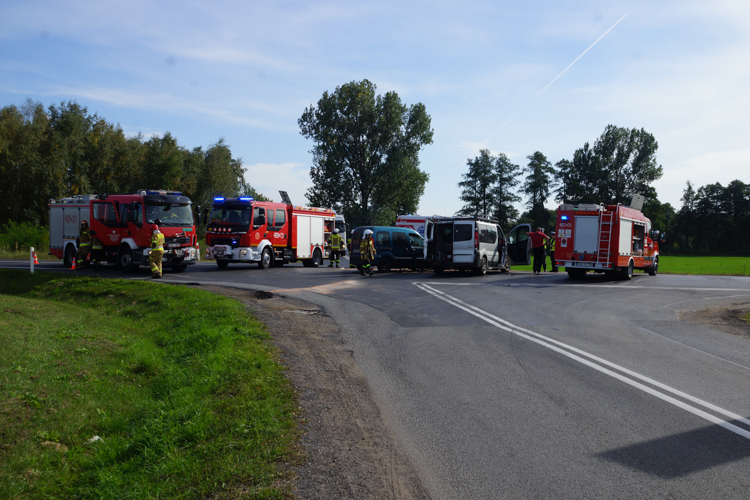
[0,270,298,499]
[511,256,749,276]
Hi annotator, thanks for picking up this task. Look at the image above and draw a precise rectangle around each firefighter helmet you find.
[334,228,339,234]
[363,229,373,237]
[80,220,88,228]
[150,224,159,232]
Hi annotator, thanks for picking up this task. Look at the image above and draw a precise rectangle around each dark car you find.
[350,226,428,272]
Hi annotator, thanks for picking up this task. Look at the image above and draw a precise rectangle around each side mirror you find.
[661,233,667,243]
[202,207,210,222]
[196,205,202,224]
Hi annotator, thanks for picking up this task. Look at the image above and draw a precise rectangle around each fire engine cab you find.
[204,191,335,268]
[555,199,664,280]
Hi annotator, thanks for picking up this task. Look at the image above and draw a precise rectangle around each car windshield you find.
[210,206,252,226]
[145,203,193,226]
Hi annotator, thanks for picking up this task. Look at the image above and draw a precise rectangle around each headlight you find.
[239,249,248,257]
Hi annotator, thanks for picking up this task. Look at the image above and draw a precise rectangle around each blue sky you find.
[2,0,748,218]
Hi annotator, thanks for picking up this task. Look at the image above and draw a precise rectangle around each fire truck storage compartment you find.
[619,220,633,256]
[295,214,324,259]
[574,216,599,253]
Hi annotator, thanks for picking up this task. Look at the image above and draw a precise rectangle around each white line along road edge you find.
[414,282,750,441]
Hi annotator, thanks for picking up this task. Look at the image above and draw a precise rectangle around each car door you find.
[506,223,531,265]
[452,222,474,264]
[92,201,122,247]
[391,230,409,267]
[408,232,425,264]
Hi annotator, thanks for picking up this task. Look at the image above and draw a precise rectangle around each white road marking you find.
[415,282,750,440]
[421,281,750,293]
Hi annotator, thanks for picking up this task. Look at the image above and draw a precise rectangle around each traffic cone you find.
[33,252,39,265]
[71,257,77,270]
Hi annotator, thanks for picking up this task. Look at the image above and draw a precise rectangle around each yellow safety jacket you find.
[79,228,91,247]
[550,237,555,252]
[330,233,343,250]
[151,232,165,250]
[92,238,103,250]
[359,237,376,260]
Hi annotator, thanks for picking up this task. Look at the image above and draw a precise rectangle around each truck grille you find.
[212,237,239,247]
[165,237,191,245]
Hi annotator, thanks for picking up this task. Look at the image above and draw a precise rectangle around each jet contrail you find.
[489,13,628,136]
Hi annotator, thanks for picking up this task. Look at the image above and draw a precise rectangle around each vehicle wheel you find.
[258,248,272,269]
[474,257,488,276]
[172,264,188,273]
[500,255,511,273]
[64,245,75,268]
[648,256,658,276]
[303,248,323,267]
[621,260,634,280]
[216,260,229,269]
[567,269,586,280]
[117,245,136,273]
[434,267,443,275]
[378,257,392,273]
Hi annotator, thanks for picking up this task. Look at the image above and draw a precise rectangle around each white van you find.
[429,217,531,275]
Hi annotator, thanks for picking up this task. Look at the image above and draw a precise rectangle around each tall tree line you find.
[0,100,258,229]
[458,125,664,231]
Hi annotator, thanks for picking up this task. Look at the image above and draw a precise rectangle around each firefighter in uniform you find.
[359,229,376,276]
[77,220,91,267]
[149,224,165,279]
[91,236,104,270]
[549,231,558,272]
[328,229,344,268]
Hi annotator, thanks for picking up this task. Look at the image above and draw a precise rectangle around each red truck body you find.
[205,194,335,269]
[49,190,198,272]
[555,203,660,279]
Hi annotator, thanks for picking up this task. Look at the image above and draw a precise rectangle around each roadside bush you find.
[0,221,48,251]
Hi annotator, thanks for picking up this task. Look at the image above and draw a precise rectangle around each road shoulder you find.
[197,285,428,500]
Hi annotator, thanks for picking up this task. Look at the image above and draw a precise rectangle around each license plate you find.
[215,248,225,256]
[168,243,180,248]
[578,262,593,267]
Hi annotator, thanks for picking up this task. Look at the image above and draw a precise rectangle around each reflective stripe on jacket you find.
[151,232,165,250]
[79,228,91,246]
[359,238,375,260]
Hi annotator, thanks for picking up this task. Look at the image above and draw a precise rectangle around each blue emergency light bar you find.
[561,215,569,221]
[239,196,253,202]
[213,197,225,202]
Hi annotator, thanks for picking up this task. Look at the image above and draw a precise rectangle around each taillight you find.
[474,229,479,249]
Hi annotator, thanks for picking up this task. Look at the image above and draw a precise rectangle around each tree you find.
[299,79,433,227]
[490,153,521,229]
[521,151,555,229]
[457,149,497,218]
[143,132,184,190]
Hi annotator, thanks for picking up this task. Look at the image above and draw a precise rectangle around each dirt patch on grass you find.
[197,285,427,500]
[680,301,750,339]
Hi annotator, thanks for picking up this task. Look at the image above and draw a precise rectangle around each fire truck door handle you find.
[264,232,268,238]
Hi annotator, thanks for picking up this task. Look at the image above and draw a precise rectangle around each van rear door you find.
[507,223,531,265]
[452,222,474,264]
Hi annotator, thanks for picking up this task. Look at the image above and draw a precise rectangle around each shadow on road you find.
[596,421,750,478]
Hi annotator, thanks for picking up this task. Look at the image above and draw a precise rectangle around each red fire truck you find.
[204,191,335,268]
[554,202,664,280]
[49,190,199,272]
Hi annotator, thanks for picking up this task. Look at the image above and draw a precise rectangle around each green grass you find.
[0,270,298,499]
[0,246,57,261]
[512,256,750,276]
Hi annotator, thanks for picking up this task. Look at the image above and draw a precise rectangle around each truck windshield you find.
[335,221,346,234]
[210,206,252,226]
[146,204,194,226]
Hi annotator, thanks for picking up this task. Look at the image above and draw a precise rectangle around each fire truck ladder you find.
[597,211,613,265]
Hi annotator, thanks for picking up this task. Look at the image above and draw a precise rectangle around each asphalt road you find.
[6,257,750,499]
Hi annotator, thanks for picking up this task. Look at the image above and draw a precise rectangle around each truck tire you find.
[258,248,272,269]
[117,245,136,273]
[378,257,393,273]
[620,260,634,280]
[648,256,658,276]
[500,255,511,273]
[474,256,488,276]
[64,244,75,268]
[216,260,229,269]
[303,249,323,267]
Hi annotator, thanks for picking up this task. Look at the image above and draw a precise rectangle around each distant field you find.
[511,255,749,276]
